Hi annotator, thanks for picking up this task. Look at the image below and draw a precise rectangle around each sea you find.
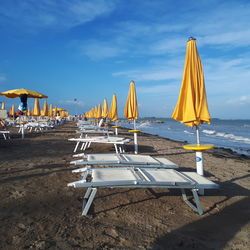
[119,118,250,157]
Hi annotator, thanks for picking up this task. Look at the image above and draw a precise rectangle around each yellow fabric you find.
[27,107,31,116]
[52,107,65,111]
[42,101,48,116]
[54,107,58,117]
[32,98,41,116]
[0,88,48,98]
[102,99,109,118]
[108,94,118,121]
[1,102,5,110]
[124,81,139,120]
[9,104,15,116]
[48,104,53,117]
[96,104,102,119]
[172,38,211,127]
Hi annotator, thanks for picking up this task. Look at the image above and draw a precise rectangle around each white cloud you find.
[226,96,250,105]
[0,0,116,30]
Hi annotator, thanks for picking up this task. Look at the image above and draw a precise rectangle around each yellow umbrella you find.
[42,100,48,116]
[54,107,58,117]
[124,81,139,122]
[27,107,31,116]
[102,98,109,118]
[48,104,53,117]
[52,107,65,111]
[172,37,211,178]
[172,37,210,127]
[1,102,5,110]
[108,94,118,121]
[0,88,48,98]
[124,81,139,154]
[32,98,41,116]
[9,104,15,116]
[96,104,102,119]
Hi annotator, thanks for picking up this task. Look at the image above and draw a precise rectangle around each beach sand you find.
[0,121,249,249]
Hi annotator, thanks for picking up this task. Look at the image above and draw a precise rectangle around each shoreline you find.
[119,125,250,160]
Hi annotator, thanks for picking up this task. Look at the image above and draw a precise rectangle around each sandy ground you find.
[0,121,249,249]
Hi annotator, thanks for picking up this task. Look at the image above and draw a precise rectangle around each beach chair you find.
[0,130,10,140]
[70,153,179,169]
[68,136,131,153]
[68,167,219,216]
[76,129,114,137]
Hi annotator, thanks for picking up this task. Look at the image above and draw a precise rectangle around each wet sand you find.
[0,121,249,249]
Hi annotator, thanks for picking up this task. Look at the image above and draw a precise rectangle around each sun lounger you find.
[70,153,179,169]
[68,136,131,153]
[76,130,114,137]
[68,167,219,216]
[0,130,10,140]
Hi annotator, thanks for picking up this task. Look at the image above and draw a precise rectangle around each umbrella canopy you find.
[9,104,15,116]
[124,81,138,120]
[54,107,58,117]
[1,102,5,110]
[172,37,211,127]
[32,98,41,116]
[42,101,48,116]
[102,99,109,118]
[52,107,65,111]
[109,94,118,121]
[0,88,48,98]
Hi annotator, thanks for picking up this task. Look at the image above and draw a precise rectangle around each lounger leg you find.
[80,142,85,150]
[181,188,203,215]
[74,141,80,152]
[3,133,6,140]
[114,144,118,154]
[82,188,97,216]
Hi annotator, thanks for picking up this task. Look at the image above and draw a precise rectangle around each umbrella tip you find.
[188,37,196,41]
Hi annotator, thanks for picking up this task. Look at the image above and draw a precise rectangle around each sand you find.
[0,121,249,249]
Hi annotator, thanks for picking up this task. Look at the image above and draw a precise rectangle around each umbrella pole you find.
[196,126,204,195]
[133,120,138,154]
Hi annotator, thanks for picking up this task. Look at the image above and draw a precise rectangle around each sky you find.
[1,0,250,119]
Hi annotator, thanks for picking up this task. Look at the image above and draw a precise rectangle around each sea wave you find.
[184,130,194,135]
[202,129,250,144]
[137,122,152,128]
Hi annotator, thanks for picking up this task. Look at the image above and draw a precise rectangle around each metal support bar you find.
[181,188,203,215]
[82,187,97,216]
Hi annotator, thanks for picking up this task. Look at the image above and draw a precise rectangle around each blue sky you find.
[1,0,250,119]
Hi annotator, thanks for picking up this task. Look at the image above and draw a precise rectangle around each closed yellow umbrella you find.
[124,81,138,121]
[1,102,5,110]
[48,104,53,117]
[42,100,48,116]
[172,37,212,178]
[9,104,15,116]
[108,94,118,121]
[27,107,31,116]
[124,81,139,154]
[96,104,102,119]
[32,98,41,116]
[102,98,109,118]
[172,37,210,127]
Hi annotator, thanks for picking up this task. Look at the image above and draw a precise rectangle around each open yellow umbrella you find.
[9,104,15,116]
[102,99,109,118]
[172,37,212,178]
[32,98,41,116]
[0,88,48,98]
[108,94,118,121]
[124,81,139,154]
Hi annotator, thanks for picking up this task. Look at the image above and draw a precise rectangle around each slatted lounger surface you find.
[70,153,179,169]
[68,167,219,216]
[68,137,131,153]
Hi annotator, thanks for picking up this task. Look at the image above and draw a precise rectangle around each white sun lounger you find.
[0,130,10,140]
[68,167,219,216]
[70,153,179,169]
[68,136,131,153]
[76,130,114,137]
